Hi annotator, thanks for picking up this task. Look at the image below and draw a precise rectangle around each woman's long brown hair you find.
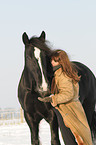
[51,50,81,83]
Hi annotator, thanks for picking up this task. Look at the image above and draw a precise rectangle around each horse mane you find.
[29,36,52,56]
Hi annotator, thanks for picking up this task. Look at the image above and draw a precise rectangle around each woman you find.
[38,50,93,145]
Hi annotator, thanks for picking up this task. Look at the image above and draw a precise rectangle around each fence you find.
[0,107,24,125]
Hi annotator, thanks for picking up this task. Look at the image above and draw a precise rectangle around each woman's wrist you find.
[49,94,54,97]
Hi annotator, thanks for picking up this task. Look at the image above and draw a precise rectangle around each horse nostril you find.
[37,86,51,97]
[38,87,43,93]
[40,87,43,91]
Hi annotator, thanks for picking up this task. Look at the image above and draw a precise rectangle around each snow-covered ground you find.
[0,119,64,145]
[0,119,96,145]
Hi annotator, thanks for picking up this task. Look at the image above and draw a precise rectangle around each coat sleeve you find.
[51,74,74,106]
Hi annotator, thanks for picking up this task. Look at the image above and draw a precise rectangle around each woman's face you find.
[51,59,59,67]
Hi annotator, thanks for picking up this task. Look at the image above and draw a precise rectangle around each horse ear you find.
[22,32,29,45]
[39,31,46,41]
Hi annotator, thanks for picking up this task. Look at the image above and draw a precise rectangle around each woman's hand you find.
[51,102,57,107]
[38,96,52,102]
[50,95,57,107]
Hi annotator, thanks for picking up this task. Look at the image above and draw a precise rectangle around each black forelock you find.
[29,36,52,56]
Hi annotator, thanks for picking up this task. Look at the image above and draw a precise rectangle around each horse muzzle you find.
[36,86,51,97]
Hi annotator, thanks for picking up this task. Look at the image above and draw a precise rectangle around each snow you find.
[0,119,64,145]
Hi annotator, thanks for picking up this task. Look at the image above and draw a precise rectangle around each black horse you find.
[18,31,96,145]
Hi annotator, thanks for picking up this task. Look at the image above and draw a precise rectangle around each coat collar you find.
[54,68,63,77]
[53,65,61,72]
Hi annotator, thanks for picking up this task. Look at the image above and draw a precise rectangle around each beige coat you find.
[51,68,93,145]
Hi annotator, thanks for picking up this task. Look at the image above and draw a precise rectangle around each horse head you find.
[22,31,53,97]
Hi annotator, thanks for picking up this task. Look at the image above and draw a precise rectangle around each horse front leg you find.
[24,111,40,145]
[46,109,61,145]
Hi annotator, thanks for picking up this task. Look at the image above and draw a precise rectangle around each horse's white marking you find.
[34,47,48,91]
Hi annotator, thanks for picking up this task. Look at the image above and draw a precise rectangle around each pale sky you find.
[0,0,96,108]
